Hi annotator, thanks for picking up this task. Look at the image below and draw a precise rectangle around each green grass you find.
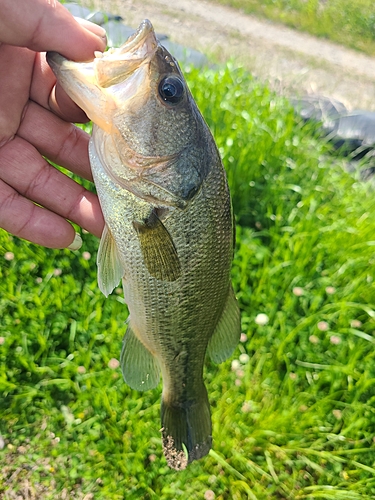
[213,0,375,56]
[2,65,375,498]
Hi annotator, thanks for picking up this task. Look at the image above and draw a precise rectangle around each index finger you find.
[0,0,106,60]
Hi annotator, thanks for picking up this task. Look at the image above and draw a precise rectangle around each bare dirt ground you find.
[83,0,375,112]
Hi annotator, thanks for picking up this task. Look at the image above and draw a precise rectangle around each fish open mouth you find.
[93,19,158,88]
[46,19,161,132]
[47,19,158,90]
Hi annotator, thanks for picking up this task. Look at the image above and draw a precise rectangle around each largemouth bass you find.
[47,19,240,470]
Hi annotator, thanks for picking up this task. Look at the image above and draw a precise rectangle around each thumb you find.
[0,0,106,60]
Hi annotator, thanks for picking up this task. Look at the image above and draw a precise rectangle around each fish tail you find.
[160,386,212,470]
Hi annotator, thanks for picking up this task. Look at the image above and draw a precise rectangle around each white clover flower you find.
[108,358,120,369]
[4,252,14,261]
[293,287,304,296]
[330,335,341,345]
[204,490,215,500]
[255,313,269,326]
[333,409,342,419]
[239,353,250,364]
[317,321,329,331]
[231,359,241,371]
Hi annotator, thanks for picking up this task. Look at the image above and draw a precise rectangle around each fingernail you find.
[67,232,82,251]
[82,19,107,39]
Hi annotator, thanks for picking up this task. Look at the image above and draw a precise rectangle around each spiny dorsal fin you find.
[97,224,124,297]
[207,286,241,363]
[133,209,181,282]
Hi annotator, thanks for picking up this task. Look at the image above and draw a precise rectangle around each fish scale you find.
[47,18,240,470]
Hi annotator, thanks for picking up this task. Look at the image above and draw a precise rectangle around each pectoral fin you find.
[133,209,181,282]
[97,224,124,297]
[120,322,160,391]
[207,286,241,363]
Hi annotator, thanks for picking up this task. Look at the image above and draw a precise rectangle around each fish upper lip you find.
[47,19,156,72]
[93,19,158,87]
[47,19,159,93]
[99,19,156,64]
[117,19,154,55]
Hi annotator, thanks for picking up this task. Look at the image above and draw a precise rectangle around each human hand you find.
[0,0,106,250]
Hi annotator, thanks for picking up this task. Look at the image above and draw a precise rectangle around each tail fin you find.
[161,386,212,470]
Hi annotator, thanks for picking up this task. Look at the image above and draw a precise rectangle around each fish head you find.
[47,20,215,207]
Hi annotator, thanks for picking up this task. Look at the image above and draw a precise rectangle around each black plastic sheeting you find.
[292,96,375,159]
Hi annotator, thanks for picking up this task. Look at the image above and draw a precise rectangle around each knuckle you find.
[23,164,53,201]
[0,116,17,149]
[54,125,82,165]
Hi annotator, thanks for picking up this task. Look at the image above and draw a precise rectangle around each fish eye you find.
[158,76,184,104]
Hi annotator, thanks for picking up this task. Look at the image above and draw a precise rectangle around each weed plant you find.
[1,66,375,498]
[214,0,375,56]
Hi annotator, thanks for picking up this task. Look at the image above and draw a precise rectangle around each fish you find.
[47,19,240,470]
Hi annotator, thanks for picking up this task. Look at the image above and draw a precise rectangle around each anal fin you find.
[120,322,160,391]
[97,224,124,297]
[207,286,241,363]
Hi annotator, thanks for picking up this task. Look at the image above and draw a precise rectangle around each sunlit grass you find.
[213,0,375,56]
[1,65,375,498]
